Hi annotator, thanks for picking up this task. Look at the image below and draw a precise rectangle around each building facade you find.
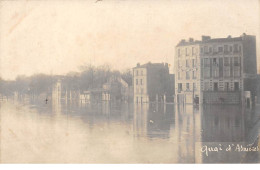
[79,75,133,104]
[175,34,257,105]
[133,62,173,103]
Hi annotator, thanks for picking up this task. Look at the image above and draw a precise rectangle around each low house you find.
[80,88,108,103]
[79,76,132,103]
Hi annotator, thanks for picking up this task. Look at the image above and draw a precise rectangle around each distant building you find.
[79,76,132,103]
[175,33,257,105]
[80,88,107,103]
[168,74,175,102]
[102,76,132,102]
[133,62,174,103]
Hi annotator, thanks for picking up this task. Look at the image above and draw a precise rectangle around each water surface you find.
[0,98,259,163]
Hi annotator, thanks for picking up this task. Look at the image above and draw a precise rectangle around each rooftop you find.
[176,33,253,47]
[133,62,169,69]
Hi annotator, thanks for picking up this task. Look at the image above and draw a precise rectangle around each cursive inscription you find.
[201,144,259,156]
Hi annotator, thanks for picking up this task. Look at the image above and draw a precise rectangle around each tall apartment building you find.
[175,33,257,104]
[133,62,172,103]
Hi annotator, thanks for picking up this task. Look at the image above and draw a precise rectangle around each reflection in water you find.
[133,103,175,139]
[201,105,246,142]
[0,97,259,163]
[173,104,202,163]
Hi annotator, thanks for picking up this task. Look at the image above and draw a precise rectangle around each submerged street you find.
[0,98,259,163]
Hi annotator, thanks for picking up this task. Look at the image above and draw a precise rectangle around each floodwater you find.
[0,98,259,163]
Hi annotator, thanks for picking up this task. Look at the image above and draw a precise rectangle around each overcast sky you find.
[0,0,259,80]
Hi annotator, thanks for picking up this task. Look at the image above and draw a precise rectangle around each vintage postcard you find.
[0,0,259,164]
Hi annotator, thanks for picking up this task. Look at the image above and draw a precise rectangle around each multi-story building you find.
[175,33,257,105]
[133,62,173,103]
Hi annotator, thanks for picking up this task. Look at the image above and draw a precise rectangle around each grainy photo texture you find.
[0,0,259,163]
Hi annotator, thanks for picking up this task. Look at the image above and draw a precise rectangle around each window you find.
[234,82,239,91]
[140,79,143,85]
[224,45,228,53]
[185,48,188,56]
[178,72,181,80]
[234,44,238,52]
[178,83,182,92]
[213,46,218,53]
[186,60,189,67]
[178,49,181,57]
[136,79,138,85]
[193,83,196,91]
[224,67,230,77]
[213,58,217,66]
[224,57,230,66]
[178,60,181,68]
[141,70,143,76]
[204,68,210,78]
[192,47,195,55]
[213,67,219,78]
[192,71,196,79]
[136,70,138,76]
[200,47,204,53]
[218,46,223,53]
[204,82,210,91]
[186,71,190,80]
[204,46,208,53]
[234,67,240,77]
[214,82,218,91]
[225,82,229,91]
[192,59,195,67]
[229,46,233,52]
[204,58,210,67]
[186,83,190,90]
[238,45,241,52]
[234,57,240,66]
[209,47,212,53]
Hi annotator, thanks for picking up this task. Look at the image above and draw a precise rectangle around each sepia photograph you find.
[0,0,259,164]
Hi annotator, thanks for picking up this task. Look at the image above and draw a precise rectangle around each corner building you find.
[133,62,170,103]
[175,34,257,104]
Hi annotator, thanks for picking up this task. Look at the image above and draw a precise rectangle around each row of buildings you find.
[51,33,257,106]
[133,33,257,106]
[51,75,133,104]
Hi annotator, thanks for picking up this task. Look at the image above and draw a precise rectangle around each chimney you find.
[202,35,211,41]
[189,38,194,42]
[137,63,140,67]
[241,33,247,37]
[227,35,232,38]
